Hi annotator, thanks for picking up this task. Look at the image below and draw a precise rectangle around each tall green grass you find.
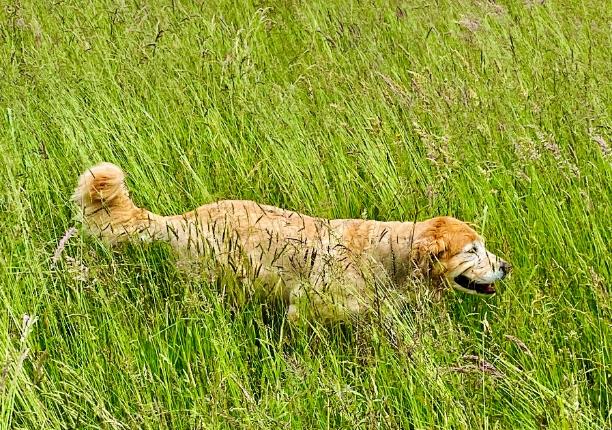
[0,0,610,428]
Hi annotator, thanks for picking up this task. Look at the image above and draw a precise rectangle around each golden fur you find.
[73,163,510,323]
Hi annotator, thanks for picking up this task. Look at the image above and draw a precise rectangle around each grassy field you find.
[1,0,610,428]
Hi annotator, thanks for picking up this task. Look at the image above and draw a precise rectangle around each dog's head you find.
[416,217,511,295]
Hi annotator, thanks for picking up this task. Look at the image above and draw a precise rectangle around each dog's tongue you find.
[478,284,496,294]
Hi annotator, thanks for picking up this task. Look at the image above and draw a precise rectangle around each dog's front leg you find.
[287,282,309,326]
[287,278,366,324]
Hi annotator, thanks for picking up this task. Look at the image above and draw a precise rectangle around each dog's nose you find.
[500,261,512,277]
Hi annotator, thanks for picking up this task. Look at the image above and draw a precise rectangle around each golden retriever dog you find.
[73,163,511,323]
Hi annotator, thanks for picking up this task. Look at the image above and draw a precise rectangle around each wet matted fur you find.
[73,163,511,323]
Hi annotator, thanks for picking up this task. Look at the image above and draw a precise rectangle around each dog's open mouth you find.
[453,275,496,295]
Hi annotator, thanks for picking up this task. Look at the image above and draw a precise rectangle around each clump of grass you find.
[0,0,610,428]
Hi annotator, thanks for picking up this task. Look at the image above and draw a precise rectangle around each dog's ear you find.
[417,237,446,260]
[412,235,447,273]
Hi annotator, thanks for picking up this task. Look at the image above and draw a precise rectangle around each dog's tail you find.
[73,163,161,244]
